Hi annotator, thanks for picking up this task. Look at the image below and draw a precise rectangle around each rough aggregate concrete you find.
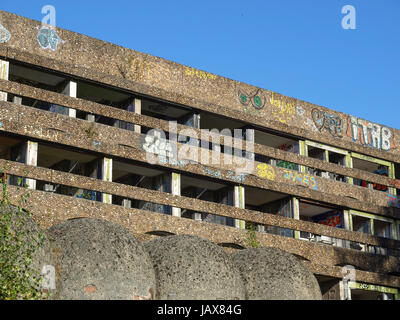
[47,217,156,300]
[232,247,322,300]
[144,234,246,300]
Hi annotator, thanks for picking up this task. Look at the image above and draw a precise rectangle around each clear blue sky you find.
[2,0,399,129]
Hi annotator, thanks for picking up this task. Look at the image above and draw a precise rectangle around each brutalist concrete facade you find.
[0,10,400,300]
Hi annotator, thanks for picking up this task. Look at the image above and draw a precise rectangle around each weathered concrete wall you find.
[7,186,400,290]
[0,10,399,164]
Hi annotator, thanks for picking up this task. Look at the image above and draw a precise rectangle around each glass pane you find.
[352,215,371,234]
[374,220,392,238]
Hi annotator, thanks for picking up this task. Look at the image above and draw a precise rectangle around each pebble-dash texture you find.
[232,247,322,300]
[47,218,156,300]
[0,10,398,163]
[144,235,246,300]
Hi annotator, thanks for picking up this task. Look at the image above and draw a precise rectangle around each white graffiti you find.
[142,135,187,167]
[348,116,395,151]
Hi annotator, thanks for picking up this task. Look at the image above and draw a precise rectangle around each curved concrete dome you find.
[47,218,156,300]
[144,234,246,300]
[231,247,322,300]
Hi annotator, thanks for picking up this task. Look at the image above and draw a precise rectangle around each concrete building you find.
[0,10,399,300]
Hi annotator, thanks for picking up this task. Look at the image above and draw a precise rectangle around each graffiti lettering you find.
[270,93,296,124]
[312,108,343,137]
[312,210,343,228]
[283,169,318,190]
[347,116,396,151]
[238,89,266,110]
[203,167,245,183]
[185,67,217,80]
[0,23,11,43]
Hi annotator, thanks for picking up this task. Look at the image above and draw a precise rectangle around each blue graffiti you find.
[37,27,64,50]
[0,24,10,43]
[0,23,10,43]
[93,141,101,149]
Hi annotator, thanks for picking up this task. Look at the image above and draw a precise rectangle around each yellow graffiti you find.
[282,169,318,190]
[256,163,275,181]
[185,67,217,80]
[270,93,296,124]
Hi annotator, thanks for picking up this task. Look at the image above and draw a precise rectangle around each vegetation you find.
[0,172,44,300]
[245,221,260,248]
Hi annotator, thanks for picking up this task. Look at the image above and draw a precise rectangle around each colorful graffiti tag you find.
[282,169,318,190]
[311,108,343,137]
[276,143,299,171]
[388,194,400,208]
[0,23,10,43]
[37,26,64,50]
[238,89,266,110]
[347,116,396,151]
[312,210,343,228]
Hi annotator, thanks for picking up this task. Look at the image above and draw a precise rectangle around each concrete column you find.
[10,141,38,190]
[86,114,95,122]
[122,199,131,208]
[0,60,9,101]
[13,96,22,105]
[101,157,112,204]
[25,141,38,190]
[171,172,181,217]
[134,98,141,133]
[62,81,77,118]
[10,95,38,190]
[293,197,300,239]
[234,185,246,229]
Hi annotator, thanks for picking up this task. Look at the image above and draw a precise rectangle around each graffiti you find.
[311,108,343,137]
[282,169,318,190]
[142,135,187,167]
[312,210,343,228]
[276,143,298,171]
[202,167,245,183]
[0,23,10,43]
[358,166,388,191]
[256,163,275,181]
[37,26,64,50]
[270,93,296,124]
[185,67,217,80]
[238,89,266,110]
[93,141,101,149]
[226,170,246,183]
[388,194,400,208]
[347,116,396,151]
